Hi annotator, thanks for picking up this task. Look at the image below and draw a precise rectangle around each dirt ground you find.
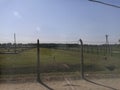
[0,78,120,90]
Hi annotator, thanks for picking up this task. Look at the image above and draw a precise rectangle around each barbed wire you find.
[88,0,120,8]
[0,40,118,45]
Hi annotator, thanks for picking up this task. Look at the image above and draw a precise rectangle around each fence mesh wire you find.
[0,40,120,90]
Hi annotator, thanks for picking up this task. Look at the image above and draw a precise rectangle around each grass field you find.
[0,45,120,75]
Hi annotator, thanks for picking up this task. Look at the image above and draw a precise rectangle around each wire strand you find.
[89,0,120,8]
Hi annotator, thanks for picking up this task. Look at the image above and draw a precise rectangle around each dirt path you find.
[0,78,120,90]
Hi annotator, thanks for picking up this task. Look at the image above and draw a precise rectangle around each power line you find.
[88,0,120,8]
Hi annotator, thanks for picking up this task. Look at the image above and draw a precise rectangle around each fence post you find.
[37,39,41,82]
[79,39,84,79]
[36,39,53,90]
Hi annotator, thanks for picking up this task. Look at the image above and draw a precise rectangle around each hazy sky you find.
[0,0,120,44]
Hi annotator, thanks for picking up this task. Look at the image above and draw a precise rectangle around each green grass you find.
[0,47,120,75]
[0,49,37,68]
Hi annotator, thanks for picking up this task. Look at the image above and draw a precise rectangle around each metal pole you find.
[105,34,111,56]
[37,39,41,82]
[105,35,108,55]
[79,39,84,79]
[14,33,16,53]
[36,39,53,90]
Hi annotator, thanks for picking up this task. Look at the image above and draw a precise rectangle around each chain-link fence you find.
[0,39,120,90]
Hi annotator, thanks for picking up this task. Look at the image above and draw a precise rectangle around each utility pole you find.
[14,33,16,53]
[119,39,120,45]
[105,35,109,45]
[105,34,111,56]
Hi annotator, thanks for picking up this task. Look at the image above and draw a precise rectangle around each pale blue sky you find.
[0,0,120,44]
